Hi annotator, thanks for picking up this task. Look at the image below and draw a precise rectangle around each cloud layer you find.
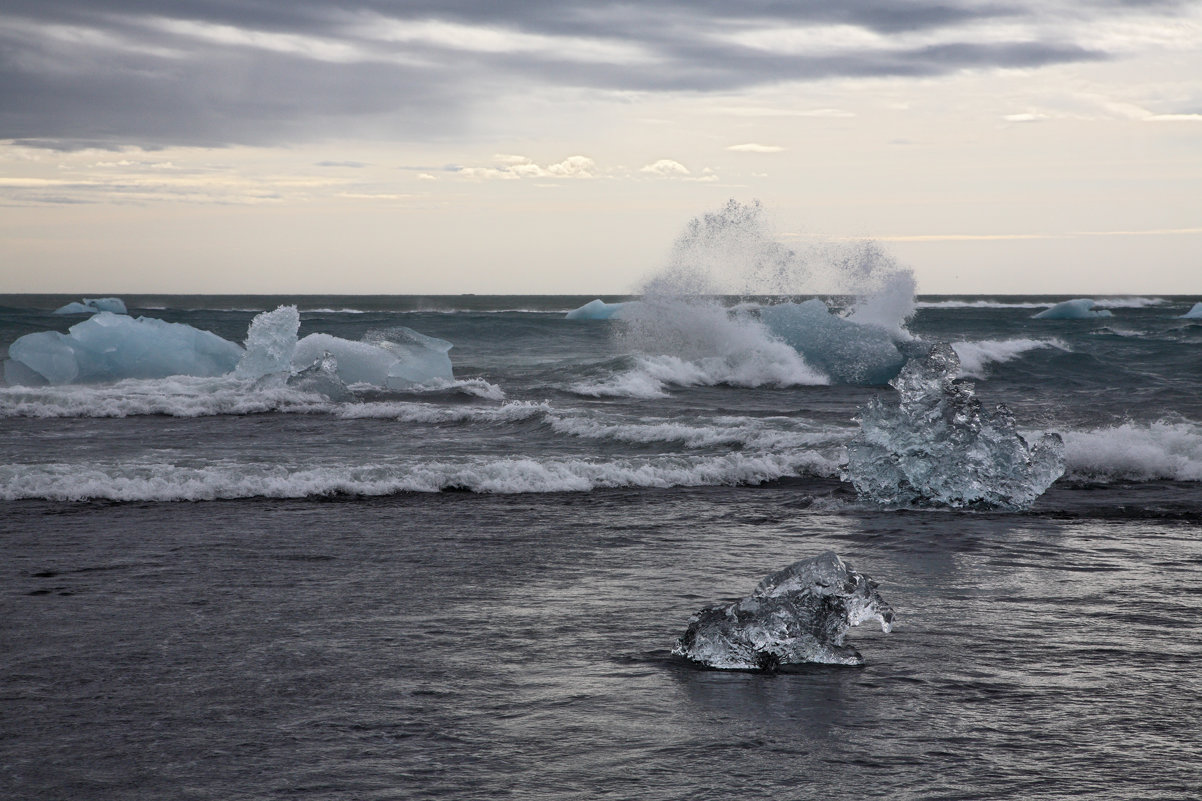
[0,1,1194,148]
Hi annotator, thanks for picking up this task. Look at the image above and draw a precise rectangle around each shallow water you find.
[3,487,1199,800]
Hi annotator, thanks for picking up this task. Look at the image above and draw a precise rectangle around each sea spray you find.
[612,199,921,387]
[844,343,1065,509]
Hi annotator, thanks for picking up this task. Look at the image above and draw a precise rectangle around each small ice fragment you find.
[674,552,893,670]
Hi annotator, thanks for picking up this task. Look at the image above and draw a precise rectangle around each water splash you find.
[611,200,919,387]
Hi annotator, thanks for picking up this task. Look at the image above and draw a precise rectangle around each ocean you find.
[2,292,1200,800]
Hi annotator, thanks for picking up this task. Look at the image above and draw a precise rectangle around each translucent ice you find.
[759,299,907,385]
[674,552,893,669]
[844,343,1065,509]
[6,312,243,384]
[1033,299,1113,320]
[291,327,452,389]
[565,299,636,320]
[53,297,128,315]
[235,305,300,380]
[1180,302,1202,319]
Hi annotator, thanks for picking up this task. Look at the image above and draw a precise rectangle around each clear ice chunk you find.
[844,343,1065,509]
[235,305,300,380]
[759,299,906,385]
[674,552,893,670]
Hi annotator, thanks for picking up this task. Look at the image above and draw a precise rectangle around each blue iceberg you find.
[1033,299,1113,320]
[1180,302,1202,319]
[5,312,243,385]
[565,299,635,320]
[291,328,453,389]
[844,343,1065,509]
[759,299,907,385]
[53,297,128,315]
[674,552,894,669]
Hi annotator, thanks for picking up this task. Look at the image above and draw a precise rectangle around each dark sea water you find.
[2,293,1200,800]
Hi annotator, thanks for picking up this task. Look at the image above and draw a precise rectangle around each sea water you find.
[2,286,1200,799]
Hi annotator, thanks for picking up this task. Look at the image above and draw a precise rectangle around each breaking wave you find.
[951,338,1067,378]
[0,451,840,502]
[1062,421,1202,482]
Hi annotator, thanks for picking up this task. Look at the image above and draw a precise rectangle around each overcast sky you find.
[1,0,1200,294]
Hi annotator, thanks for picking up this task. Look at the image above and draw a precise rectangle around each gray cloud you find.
[0,1,1176,149]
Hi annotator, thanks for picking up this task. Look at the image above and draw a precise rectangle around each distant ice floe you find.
[565,299,637,320]
[1033,299,1113,320]
[53,297,128,315]
[3,305,456,393]
[1180,302,1202,319]
[844,343,1065,509]
[674,552,893,670]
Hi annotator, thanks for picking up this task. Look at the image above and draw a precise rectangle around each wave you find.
[0,375,505,418]
[915,300,1047,310]
[1062,421,1202,482]
[546,414,848,450]
[569,350,829,398]
[0,451,840,502]
[915,297,1168,310]
[1092,297,1169,309]
[950,338,1066,378]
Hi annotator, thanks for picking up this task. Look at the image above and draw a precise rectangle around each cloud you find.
[727,143,786,153]
[455,155,597,180]
[0,1,1194,148]
[640,159,691,176]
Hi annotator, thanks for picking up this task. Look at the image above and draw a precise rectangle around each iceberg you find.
[1033,299,1113,320]
[565,299,635,320]
[759,299,907,385]
[5,312,243,385]
[674,552,893,670]
[1180,302,1202,319]
[844,343,1065,509]
[291,327,453,389]
[53,297,128,315]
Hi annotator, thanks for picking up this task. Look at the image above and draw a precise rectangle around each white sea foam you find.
[951,338,1066,378]
[0,377,332,418]
[0,451,840,501]
[546,413,848,451]
[568,346,829,398]
[1062,421,1202,482]
[1092,297,1168,309]
[335,399,550,424]
[915,300,1048,310]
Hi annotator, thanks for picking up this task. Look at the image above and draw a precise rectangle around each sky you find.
[1,0,1200,295]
